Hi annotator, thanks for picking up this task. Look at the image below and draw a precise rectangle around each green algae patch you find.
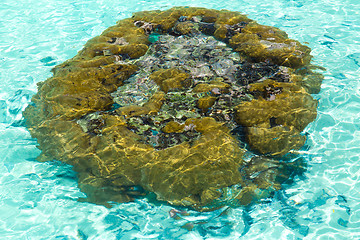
[23,7,323,211]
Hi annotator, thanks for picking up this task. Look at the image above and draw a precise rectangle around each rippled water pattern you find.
[1,0,359,239]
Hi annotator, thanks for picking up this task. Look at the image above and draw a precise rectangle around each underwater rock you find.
[23,7,323,210]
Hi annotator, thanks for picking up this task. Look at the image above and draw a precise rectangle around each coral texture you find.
[23,7,323,210]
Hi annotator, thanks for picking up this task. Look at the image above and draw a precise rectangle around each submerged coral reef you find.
[23,7,323,210]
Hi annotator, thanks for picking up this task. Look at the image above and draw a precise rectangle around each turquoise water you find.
[1,0,359,239]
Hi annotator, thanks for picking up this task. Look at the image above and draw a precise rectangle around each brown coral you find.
[23,7,322,210]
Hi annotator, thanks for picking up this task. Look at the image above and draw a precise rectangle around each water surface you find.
[0,0,359,239]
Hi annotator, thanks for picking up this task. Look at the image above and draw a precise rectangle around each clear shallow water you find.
[0,0,359,239]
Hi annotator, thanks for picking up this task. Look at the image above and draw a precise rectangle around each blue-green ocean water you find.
[0,0,359,239]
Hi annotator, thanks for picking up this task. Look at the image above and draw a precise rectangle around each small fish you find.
[181,223,194,231]
[169,208,189,220]
[77,229,88,240]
